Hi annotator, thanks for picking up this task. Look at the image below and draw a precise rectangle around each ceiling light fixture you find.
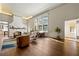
[0,10,12,16]
[22,16,33,20]
[0,4,13,16]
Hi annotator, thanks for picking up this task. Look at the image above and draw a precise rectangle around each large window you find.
[34,16,48,32]
[42,16,48,32]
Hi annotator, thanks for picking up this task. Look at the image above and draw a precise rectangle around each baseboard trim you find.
[65,37,77,39]
[47,36,64,43]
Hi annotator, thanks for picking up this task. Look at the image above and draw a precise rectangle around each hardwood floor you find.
[0,38,79,56]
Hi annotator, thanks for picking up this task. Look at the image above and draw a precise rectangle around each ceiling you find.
[4,3,63,17]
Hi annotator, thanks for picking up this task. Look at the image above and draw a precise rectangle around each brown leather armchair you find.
[17,35,29,48]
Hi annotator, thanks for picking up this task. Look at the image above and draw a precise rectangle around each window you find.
[35,16,48,32]
[42,16,48,32]
[43,25,48,31]
[39,25,42,31]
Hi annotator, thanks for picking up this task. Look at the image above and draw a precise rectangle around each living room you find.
[0,3,79,56]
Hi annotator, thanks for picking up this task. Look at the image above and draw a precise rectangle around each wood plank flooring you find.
[0,38,79,56]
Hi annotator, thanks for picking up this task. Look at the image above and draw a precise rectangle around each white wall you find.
[76,19,79,37]
[29,4,79,39]
[27,18,34,32]
[48,3,79,39]
[0,13,13,23]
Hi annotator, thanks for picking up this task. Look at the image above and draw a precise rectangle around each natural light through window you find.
[34,15,48,32]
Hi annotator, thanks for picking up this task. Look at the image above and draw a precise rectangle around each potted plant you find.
[55,27,61,40]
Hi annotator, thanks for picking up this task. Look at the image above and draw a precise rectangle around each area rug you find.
[2,44,16,49]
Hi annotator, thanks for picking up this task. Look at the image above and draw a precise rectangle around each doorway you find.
[65,19,77,40]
